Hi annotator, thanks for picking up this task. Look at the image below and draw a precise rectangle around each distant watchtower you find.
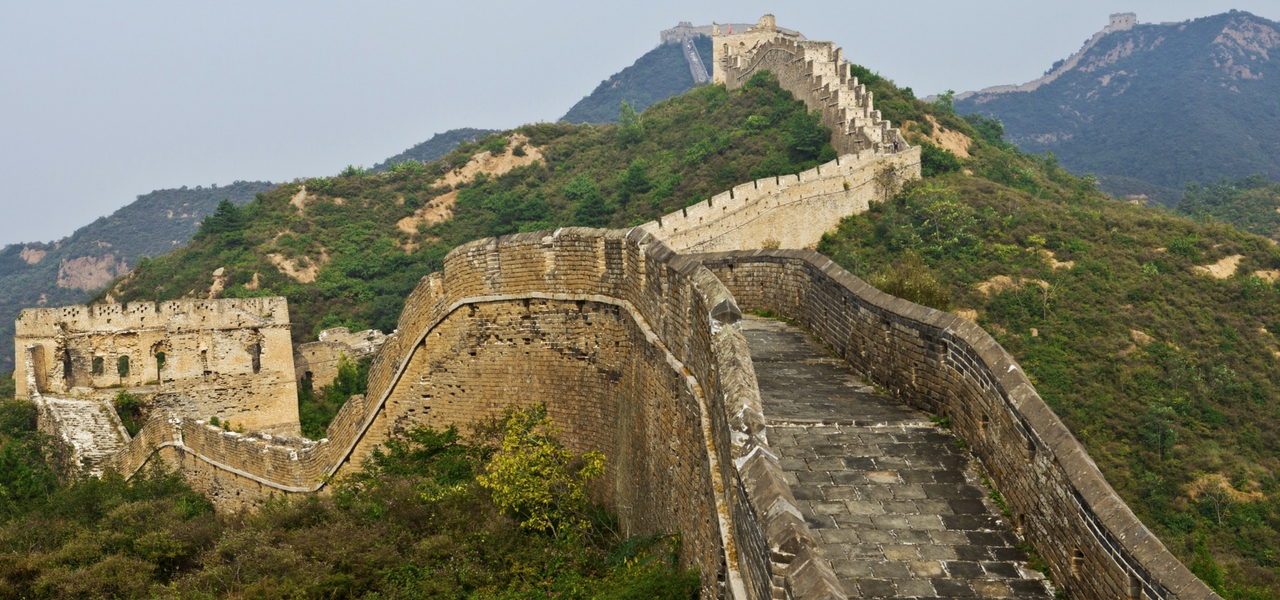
[1108,12,1137,31]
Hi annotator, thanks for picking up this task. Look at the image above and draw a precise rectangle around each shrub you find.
[113,390,146,437]
[920,142,963,177]
[478,404,605,539]
[868,251,953,311]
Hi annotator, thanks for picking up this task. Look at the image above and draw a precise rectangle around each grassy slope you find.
[954,11,1280,191]
[822,88,1280,596]
[561,36,714,124]
[0,181,274,372]
[99,73,837,345]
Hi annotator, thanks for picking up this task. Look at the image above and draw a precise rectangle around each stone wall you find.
[293,327,387,390]
[713,16,909,156]
[694,249,1219,600]
[640,149,920,253]
[15,298,300,436]
[103,229,848,599]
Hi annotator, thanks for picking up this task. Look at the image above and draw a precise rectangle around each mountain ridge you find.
[954,10,1280,195]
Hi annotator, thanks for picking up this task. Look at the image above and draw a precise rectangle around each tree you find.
[920,142,963,177]
[617,101,644,146]
[477,404,605,539]
[566,175,614,227]
[1141,402,1178,461]
[616,160,651,206]
[784,110,829,162]
[196,199,245,238]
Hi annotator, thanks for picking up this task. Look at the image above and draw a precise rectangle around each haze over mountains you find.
[954,10,1280,205]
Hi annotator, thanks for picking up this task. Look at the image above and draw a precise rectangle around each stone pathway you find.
[742,316,1053,599]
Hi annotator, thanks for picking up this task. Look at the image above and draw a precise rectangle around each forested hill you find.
[0,181,273,371]
[99,72,845,343]
[954,10,1280,201]
[561,36,713,124]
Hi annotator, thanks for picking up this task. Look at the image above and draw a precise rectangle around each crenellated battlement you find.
[16,297,288,335]
[641,149,920,253]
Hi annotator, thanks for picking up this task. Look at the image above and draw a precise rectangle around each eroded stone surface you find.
[743,316,1052,599]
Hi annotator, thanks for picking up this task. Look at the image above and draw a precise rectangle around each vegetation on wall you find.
[98,72,835,348]
[819,79,1280,596]
[0,399,697,598]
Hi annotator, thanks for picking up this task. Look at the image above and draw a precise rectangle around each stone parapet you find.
[693,249,1219,600]
[641,150,920,253]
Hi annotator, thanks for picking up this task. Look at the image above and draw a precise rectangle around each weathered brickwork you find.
[15,298,300,436]
[293,327,387,390]
[641,150,920,253]
[695,250,1219,600]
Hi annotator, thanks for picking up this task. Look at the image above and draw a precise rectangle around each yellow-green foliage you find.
[479,404,605,539]
[868,251,953,312]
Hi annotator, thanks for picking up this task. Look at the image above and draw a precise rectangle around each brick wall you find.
[695,249,1219,600]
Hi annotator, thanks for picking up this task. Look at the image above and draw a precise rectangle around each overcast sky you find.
[2,1,1276,246]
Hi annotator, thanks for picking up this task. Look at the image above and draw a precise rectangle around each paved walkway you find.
[742,316,1053,599]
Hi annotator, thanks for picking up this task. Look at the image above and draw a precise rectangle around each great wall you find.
[13,15,1218,600]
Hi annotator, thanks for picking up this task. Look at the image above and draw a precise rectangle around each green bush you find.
[920,142,963,177]
[113,390,146,437]
[299,354,371,440]
[868,251,953,311]
[0,407,697,598]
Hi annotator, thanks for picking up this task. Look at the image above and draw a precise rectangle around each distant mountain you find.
[561,35,713,124]
[372,128,499,172]
[0,181,273,371]
[954,11,1280,199]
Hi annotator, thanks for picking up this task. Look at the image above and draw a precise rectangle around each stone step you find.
[44,397,129,476]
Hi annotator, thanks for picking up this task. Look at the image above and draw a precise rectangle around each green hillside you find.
[1177,174,1280,241]
[372,128,500,172]
[0,181,273,372]
[954,11,1280,196]
[98,72,839,345]
[561,36,713,124]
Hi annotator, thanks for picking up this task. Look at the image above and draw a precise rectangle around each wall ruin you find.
[15,298,300,436]
[293,326,387,391]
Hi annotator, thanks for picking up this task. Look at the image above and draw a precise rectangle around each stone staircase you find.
[42,397,130,476]
[742,316,1053,598]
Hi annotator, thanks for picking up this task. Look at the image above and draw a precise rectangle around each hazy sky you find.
[2,1,1276,246]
